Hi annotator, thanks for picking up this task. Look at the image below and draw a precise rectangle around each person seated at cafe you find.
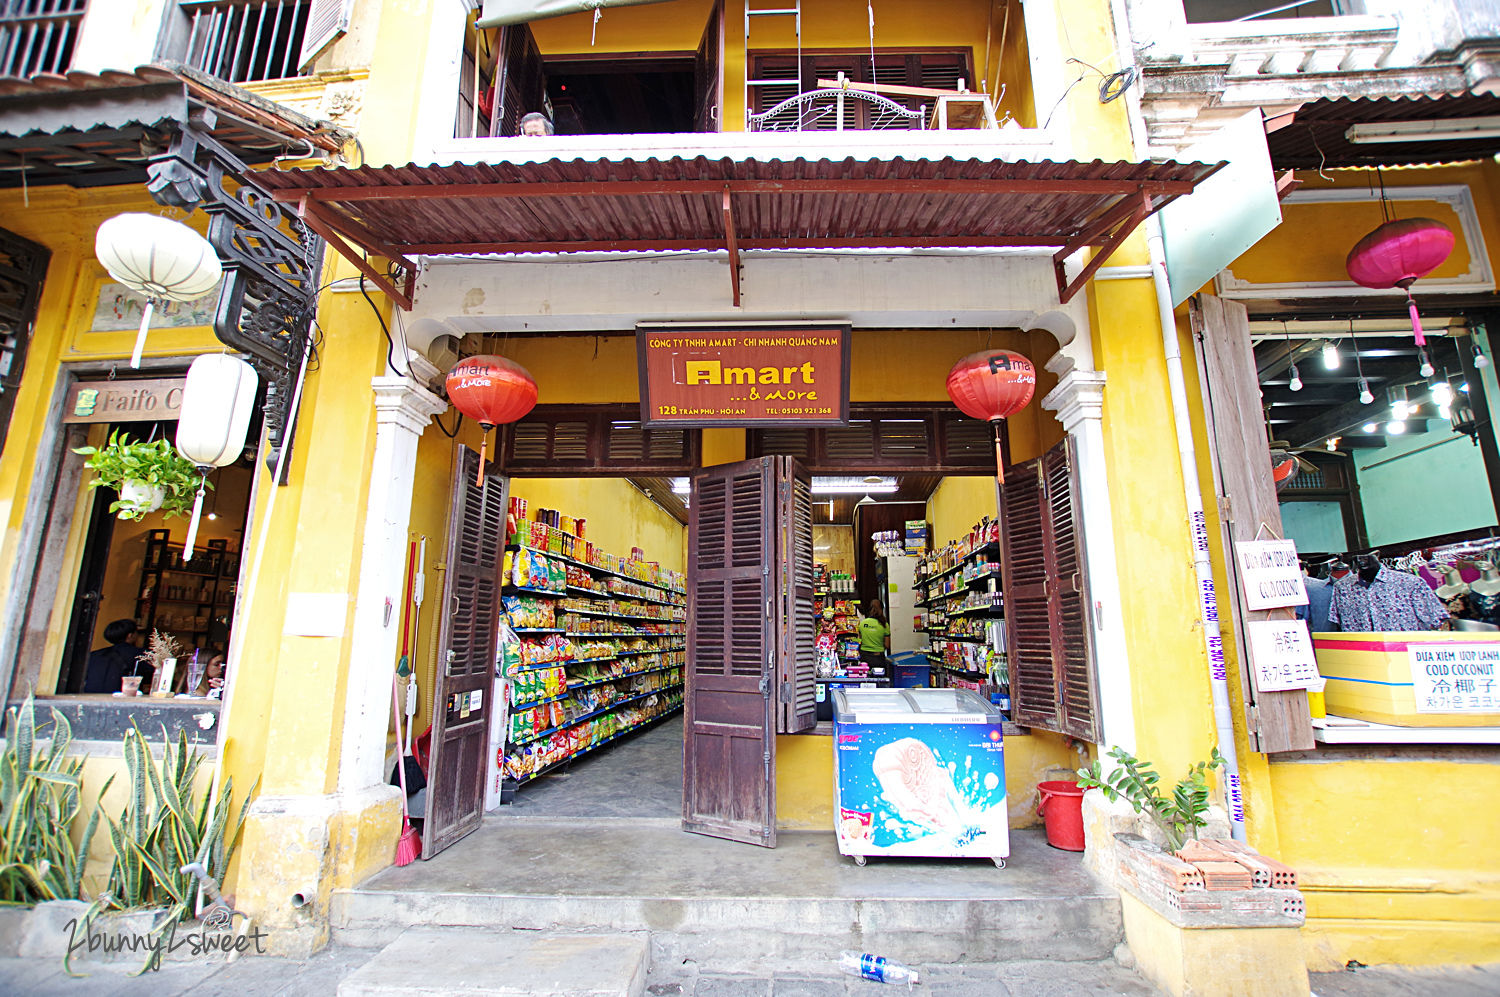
[82,619,148,694]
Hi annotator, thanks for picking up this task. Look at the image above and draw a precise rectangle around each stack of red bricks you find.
[1115,833,1304,922]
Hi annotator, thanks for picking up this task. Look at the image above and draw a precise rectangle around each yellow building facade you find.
[0,0,1494,972]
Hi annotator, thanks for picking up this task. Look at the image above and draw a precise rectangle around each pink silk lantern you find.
[945,349,1037,483]
[445,355,539,485]
[1345,218,1455,347]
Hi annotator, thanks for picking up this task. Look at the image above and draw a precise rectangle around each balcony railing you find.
[0,0,86,79]
[181,0,309,84]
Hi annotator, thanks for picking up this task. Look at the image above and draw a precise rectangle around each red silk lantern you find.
[445,355,538,485]
[945,350,1037,483]
[1345,218,1454,347]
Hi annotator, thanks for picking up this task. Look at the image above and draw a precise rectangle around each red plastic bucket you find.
[1036,780,1086,851]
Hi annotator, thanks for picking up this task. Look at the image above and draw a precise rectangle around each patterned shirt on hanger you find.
[1327,566,1449,632]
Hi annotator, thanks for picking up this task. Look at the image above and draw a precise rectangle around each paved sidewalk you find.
[1,944,1497,996]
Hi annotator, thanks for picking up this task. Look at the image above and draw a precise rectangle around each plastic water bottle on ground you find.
[838,950,921,985]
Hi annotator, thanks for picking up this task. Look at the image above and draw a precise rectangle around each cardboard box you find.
[1313,632,1500,726]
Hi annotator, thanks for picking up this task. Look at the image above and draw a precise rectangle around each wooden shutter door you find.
[1001,437,1101,741]
[694,0,724,132]
[1001,455,1058,729]
[683,457,777,846]
[1192,295,1313,752]
[775,457,817,732]
[424,445,506,857]
[491,23,546,137]
[1044,438,1100,741]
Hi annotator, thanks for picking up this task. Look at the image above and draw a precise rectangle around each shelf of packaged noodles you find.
[508,684,685,747]
[506,703,683,788]
[567,663,680,691]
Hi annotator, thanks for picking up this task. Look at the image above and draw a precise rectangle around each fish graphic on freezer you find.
[832,688,1008,865]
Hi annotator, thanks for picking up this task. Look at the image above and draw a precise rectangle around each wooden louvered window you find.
[1000,437,1100,742]
[500,405,700,474]
[750,50,973,130]
[0,227,49,454]
[747,405,999,473]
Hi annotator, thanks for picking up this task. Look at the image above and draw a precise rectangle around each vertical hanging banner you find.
[637,325,850,427]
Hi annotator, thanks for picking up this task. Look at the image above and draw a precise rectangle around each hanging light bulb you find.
[1418,346,1435,378]
[1322,341,1341,369]
[1393,396,1410,421]
[1359,378,1374,404]
[1440,401,1453,420]
[1326,437,1340,451]
[1363,422,1379,433]
[1474,341,1491,369]
[1388,420,1408,435]
[1289,364,1303,392]
[1432,380,1454,406]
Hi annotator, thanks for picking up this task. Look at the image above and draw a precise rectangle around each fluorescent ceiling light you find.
[670,476,900,495]
[1346,116,1500,144]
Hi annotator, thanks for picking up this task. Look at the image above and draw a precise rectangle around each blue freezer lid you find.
[833,687,1000,724]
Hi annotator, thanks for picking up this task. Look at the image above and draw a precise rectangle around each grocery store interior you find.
[484,468,1008,820]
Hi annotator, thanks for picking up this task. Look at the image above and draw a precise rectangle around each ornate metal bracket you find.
[146,110,324,479]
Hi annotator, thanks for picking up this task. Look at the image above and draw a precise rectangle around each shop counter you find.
[1312,632,1500,727]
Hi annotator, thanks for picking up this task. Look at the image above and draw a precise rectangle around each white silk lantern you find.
[175,354,258,561]
[95,213,222,368]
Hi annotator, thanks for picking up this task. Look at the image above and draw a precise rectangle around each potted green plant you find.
[1076,745,1227,852]
[73,431,204,521]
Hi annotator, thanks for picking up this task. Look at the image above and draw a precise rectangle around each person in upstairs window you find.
[82,619,148,694]
[858,599,892,677]
[519,112,554,136]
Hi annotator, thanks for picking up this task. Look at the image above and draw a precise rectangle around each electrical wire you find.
[432,410,462,438]
[359,272,410,378]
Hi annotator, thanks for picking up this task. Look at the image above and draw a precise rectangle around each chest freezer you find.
[832,688,1008,867]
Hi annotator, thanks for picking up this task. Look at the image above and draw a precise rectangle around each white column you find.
[337,366,449,793]
[1041,369,1137,753]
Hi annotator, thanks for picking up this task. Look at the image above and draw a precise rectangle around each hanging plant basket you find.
[73,431,205,521]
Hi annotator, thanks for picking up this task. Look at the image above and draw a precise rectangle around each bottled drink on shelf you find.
[837,951,920,985]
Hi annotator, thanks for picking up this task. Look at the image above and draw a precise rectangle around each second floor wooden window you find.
[0,0,86,78]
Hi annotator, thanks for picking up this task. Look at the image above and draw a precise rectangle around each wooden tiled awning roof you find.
[258,155,1223,309]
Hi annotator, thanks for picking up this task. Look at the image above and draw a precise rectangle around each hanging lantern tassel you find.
[991,420,1005,485]
[130,299,155,369]
[1405,289,1427,348]
[183,473,208,562]
[476,424,494,487]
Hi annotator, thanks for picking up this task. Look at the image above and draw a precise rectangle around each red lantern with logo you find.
[945,349,1037,483]
[445,355,539,485]
[1345,217,1454,347]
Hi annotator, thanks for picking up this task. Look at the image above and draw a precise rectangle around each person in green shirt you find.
[857,599,891,674]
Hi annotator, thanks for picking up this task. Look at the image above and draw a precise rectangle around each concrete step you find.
[336,928,648,997]
[331,820,1123,975]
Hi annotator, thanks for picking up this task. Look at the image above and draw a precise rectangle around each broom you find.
[392,671,421,865]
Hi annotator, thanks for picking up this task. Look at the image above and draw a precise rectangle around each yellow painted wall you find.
[509,478,687,574]
[927,475,998,545]
[1268,754,1500,969]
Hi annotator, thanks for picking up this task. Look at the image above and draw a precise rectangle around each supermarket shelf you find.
[567,585,608,598]
[510,691,567,710]
[507,704,683,788]
[510,684,686,746]
[566,655,618,666]
[938,663,988,680]
[917,540,999,586]
[567,607,686,624]
[930,634,989,644]
[504,585,568,598]
[950,604,1004,618]
[564,630,684,639]
[512,627,565,635]
[567,664,679,690]
[514,659,577,671]
[508,543,685,596]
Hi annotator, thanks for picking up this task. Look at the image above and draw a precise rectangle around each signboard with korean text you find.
[637,325,850,427]
[1408,643,1500,713]
[1235,539,1308,610]
[1246,619,1321,692]
[62,378,187,424]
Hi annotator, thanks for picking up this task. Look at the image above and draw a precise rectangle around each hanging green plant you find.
[73,431,206,521]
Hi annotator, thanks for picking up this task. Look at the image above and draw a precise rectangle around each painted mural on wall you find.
[92,281,222,332]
